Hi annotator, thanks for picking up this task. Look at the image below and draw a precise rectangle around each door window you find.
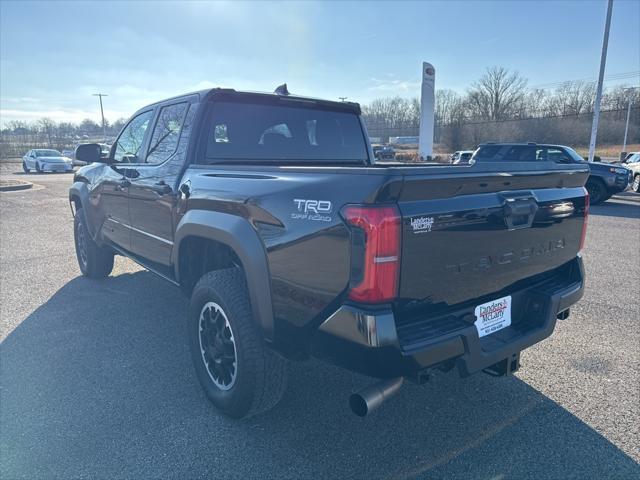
[546,148,572,163]
[113,110,153,163]
[146,103,190,164]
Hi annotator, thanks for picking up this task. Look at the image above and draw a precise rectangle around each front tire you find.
[22,161,30,173]
[74,208,114,278]
[633,174,640,193]
[188,268,288,419]
[586,179,607,205]
[35,161,42,173]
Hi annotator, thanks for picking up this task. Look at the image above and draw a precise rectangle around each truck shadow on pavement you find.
[590,192,640,220]
[2,272,639,479]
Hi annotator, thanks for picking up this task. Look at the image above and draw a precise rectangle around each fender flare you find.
[173,210,275,341]
[68,182,98,239]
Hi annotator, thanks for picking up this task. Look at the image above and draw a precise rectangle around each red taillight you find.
[342,205,401,303]
[579,188,589,251]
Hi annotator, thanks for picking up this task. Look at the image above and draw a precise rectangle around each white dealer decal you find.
[411,216,434,233]
[291,199,333,222]
[474,296,512,338]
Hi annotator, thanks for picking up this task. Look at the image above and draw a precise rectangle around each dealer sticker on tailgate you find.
[474,295,512,338]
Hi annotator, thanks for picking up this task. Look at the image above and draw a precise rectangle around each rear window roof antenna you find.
[274,83,290,96]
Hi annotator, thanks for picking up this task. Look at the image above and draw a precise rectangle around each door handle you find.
[152,181,172,195]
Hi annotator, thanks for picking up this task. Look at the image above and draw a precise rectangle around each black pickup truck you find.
[70,87,589,418]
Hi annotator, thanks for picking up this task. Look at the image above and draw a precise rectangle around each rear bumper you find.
[313,256,585,379]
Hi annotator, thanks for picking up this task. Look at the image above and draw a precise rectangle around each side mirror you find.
[75,143,104,164]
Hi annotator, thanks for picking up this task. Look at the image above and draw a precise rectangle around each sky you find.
[1,0,639,125]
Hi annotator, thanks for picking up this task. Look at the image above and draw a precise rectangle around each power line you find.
[530,70,639,90]
[448,107,637,127]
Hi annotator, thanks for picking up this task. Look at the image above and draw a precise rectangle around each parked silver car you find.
[22,149,73,173]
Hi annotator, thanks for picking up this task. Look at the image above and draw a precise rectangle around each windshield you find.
[564,146,586,163]
[35,149,61,157]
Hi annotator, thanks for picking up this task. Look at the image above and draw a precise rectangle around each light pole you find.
[339,97,348,102]
[93,93,108,142]
[588,0,614,162]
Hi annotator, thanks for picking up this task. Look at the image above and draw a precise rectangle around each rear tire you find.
[586,179,607,205]
[188,268,288,419]
[74,207,114,278]
[633,174,640,193]
[22,161,30,173]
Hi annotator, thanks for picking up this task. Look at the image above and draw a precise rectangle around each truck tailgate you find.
[396,165,588,306]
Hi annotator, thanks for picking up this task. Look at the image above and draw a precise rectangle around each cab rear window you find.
[474,145,538,161]
[203,101,368,164]
[473,145,575,163]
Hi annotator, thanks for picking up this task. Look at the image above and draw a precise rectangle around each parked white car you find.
[22,149,74,173]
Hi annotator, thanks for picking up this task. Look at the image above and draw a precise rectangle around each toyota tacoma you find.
[70,87,589,418]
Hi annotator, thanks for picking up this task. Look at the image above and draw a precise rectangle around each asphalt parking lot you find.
[1,164,639,479]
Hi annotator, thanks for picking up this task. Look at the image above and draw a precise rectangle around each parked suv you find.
[372,144,395,161]
[449,150,474,164]
[472,143,630,204]
[71,89,588,418]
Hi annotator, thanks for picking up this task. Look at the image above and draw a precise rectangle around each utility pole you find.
[621,87,635,156]
[588,0,614,162]
[93,93,108,142]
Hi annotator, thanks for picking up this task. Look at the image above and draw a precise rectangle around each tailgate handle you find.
[503,197,538,231]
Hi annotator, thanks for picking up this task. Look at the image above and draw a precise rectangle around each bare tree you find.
[37,118,55,147]
[554,81,596,116]
[467,66,528,121]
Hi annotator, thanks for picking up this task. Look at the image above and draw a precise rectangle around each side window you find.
[547,148,572,163]
[113,110,153,164]
[146,103,189,164]
[474,145,502,160]
[504,146,536,161]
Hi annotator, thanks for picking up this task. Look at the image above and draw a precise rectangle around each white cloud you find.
[367,77,421,94]
[0,108,109,123]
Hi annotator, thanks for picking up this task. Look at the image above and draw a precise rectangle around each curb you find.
[0,180,34,192]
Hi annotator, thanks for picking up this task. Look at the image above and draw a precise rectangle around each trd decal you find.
[291,199,333,222]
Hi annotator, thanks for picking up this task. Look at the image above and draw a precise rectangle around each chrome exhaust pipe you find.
[349,377,404,417]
